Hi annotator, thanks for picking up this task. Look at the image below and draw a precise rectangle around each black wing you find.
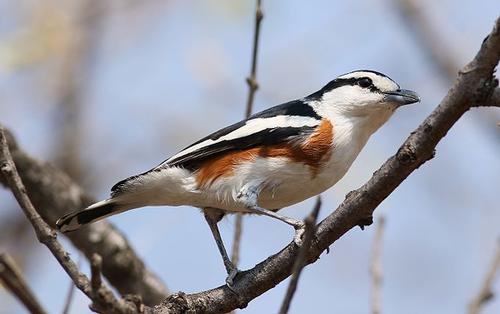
[166,99,321,168]
[111,99,320,194]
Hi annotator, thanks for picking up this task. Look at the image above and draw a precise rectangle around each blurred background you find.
[1,0,499,313]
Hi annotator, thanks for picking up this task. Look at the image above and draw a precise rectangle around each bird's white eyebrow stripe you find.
[164,115,320,164]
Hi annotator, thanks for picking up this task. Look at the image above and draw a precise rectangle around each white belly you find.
[190,155,352,212]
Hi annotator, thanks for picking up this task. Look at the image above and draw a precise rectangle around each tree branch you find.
[0,252,47,314]
[150,16,500,314]
[91,254,104,293]
[245,0,264,118]
[0,127,141,314]
[0,127,168,305]
[61,256,79,314]
[468,239,500,314]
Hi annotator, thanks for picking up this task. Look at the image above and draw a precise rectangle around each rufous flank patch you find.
[196,119,333,187]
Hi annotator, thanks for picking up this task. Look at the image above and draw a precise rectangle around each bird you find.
[56,70,420,287]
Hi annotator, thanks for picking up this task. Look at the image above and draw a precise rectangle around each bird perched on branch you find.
[56,70,419,287]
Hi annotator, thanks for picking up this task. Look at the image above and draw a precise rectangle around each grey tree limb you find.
[0,127,168,305]
[61,256,79,314]
[0,252,47,314]
[0,127,141,314]
[149,16,500,314]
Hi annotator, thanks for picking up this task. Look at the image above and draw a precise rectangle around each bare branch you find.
[231,215,243,267]
[278,197,321,314]
[91,254,103,293]
[151,17,500,314]
[468,240,500,314]
[245,0,264,118]
[0,126,168,305]
[61,279,77,314]
[61,255,81,314]
[231,0,265,270]
[370,216,386,314]
[0,252,47,314]
[0,127,141,314]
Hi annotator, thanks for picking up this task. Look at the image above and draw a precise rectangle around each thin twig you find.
[91,254,103,293]
[0,252,47,314]
[370,216,386,314]
[61,278,77,314]
[244,0,264,118]
[0,127,136,314]
[61,255,81,314]
[231,215,243,266]
[468,239,500,314]
[278,196,321,314]
[231,0,264,268]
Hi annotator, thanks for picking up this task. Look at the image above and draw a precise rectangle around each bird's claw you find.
[293,222,306,246]
[225,267,240,292]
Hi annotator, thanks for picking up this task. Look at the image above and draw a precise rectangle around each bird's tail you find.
[56,199,128,233]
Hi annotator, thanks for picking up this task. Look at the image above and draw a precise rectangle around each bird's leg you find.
[203,208,239,288]
[236,185,306,245]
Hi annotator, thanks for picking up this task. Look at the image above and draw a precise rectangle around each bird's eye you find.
[358,78,373,88]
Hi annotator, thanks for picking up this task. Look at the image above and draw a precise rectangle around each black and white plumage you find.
[56,70,419,286]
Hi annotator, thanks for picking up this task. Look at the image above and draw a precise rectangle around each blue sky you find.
[1,1,499,313]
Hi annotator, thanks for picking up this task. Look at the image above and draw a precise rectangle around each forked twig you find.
[278,196,321,314]
[231,0,264,268]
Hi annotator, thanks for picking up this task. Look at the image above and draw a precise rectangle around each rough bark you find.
[0,129,168,305]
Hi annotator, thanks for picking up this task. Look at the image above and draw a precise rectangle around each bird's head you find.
[307,70,420,119]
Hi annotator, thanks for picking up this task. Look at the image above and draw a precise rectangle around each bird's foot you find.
[225,267,240,293]
[292,221,306,246]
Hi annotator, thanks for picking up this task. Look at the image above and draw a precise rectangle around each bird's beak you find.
[384,89,420,106]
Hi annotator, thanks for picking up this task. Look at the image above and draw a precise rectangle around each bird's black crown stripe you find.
[306,70,396,101]
[306,78,357,100]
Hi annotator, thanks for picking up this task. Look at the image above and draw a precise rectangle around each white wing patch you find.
[164,115,320,165]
